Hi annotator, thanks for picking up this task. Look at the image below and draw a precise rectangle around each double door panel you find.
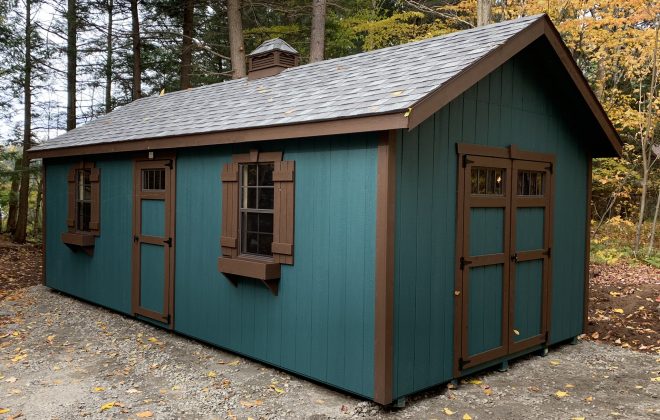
[459,155,552,370]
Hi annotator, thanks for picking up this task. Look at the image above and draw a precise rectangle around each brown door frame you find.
[453,144,554,376]
[132,154,176,327]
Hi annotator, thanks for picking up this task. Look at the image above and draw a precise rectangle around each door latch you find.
[511,253,518,263]
[460,257,472,270]
[133,235,139,243]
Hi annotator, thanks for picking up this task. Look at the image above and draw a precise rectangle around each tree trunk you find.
[105,0,113,113]
[647,188,660,255]
[477,0,491,26]
[6,158,20,234]
[309,0,326,62]
[32,173,43,236]
[67,0,76,130]
[131,0,142,101]
[14,0,32,244]
[227,0,246,79]
[634,20,659,254]
[180,0,194,89]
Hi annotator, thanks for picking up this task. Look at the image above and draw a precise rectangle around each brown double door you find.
[457,154,553,371]
[132,158,175,325]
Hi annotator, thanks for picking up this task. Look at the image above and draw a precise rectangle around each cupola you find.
[247,38,300,80]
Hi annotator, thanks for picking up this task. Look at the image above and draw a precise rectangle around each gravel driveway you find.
[0,286,658,419]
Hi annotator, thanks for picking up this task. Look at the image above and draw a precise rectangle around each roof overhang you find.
[28,112,409,159]
[28,15,621,160]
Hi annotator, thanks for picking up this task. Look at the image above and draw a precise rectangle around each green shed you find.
[28,15,621,405]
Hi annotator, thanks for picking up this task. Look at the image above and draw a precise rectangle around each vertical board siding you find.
[394,43,589,398]
[174,134,378,398]
[45,159,133,313]
[513,260,543,342]
[467,264,504,355]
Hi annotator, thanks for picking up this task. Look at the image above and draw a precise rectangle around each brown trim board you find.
[28,113,409,159]
[41,164,47,285]
[408,15,621,158]
[583,157,592,333]
[374,130,396,405]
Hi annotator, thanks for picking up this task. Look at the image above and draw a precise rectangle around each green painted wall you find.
[393,41,592,398]
[174,134,378,398]
[45,158,133,314]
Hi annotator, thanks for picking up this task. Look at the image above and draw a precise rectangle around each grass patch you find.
[591,216,660,267]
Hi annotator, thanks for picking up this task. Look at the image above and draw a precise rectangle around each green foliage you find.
[591,217,660,267]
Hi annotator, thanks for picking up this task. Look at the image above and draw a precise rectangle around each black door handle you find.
[134,235,139,243]
[511,253,518,262]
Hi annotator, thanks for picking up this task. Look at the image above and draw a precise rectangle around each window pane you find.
[247,165,257,186]
[517,170,544,196]
[77,201,91,231]
[258,187,274,209]
[246,212,258,232]
[258,234,273,256]
[259,163,274,186]
[142,168,165,191]
[244,232,259,254]
[471,167,505,196]
[245,188,257,209]
[259,213,273,233]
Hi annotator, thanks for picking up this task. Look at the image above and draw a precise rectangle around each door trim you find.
[453,144,554,376]
[132,153,176,328]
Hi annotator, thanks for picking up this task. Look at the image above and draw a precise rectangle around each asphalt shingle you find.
[32,15,543,151]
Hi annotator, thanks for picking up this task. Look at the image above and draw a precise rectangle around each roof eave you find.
[406,15,622,158]
[27,112,409,159]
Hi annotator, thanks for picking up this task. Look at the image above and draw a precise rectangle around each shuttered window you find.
[218,150,294,291]
[62,162,100,252]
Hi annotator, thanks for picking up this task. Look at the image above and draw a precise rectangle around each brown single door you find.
[459,156,512,370]
[132,158,175,325]
[508,160,552,353]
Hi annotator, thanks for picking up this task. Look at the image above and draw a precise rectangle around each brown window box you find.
[61,232,96,255]
[217,256,281,295]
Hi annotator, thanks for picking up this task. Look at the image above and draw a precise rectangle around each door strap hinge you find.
[164,159,174,169]
[543,247,551,258]
[133,235,139,243]
[462,155,474,168]
[458,357,471,370]
[164,237,172,247]
[460,257,472,270]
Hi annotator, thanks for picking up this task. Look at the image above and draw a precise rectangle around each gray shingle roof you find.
[249,38,298,56]
[32,15,544,152]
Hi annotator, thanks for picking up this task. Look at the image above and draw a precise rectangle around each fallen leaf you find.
[227,359,240,366]
[5,377,17,383]
[555,390,569,398]
[126,388,141,394]
[571,417,585,420]
[550,360,561,366]
[463,414,472,420]
[46,335,55,343]
[404,108,413,118]
[447,383,457,390]
[0,409,9,414]
[565,384,575,388]
[269,384,285,394]
[171,385,180,391]
[591,331,600,339]
[442,407,455,415]
[466,378,482,385]
[207,371,217,378]
[390,90,404,97]
[136,411,153,418]
[609,291,622,297]
[147,337,162,345]
[513,329,520,336]
[92,387,105,392]
[10,354,26,363]
[100,401,118,411]
[240,400,263,408]
[484,388,493,396]
[651,377,660,382]
[584,396,593,402]
[612,308,624,314]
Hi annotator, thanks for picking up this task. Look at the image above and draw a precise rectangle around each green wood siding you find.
[45,158,133,314]
[393,42,590,398]
[174,134,378,398]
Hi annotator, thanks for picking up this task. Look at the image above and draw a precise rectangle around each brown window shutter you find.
[66,167,76,231]
[272,161,295,265]
[221,162,240,258]
[89,167,101,235]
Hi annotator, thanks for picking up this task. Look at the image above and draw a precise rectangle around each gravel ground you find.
[0,286,658,419]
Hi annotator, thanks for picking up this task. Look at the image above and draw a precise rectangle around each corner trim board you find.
[374,130,396,405]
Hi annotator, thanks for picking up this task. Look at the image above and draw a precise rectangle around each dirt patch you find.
[585,263,660,353]
[0,237,42,302]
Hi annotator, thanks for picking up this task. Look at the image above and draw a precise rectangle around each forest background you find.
[0,0,658,266]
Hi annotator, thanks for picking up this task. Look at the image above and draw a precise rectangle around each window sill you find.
[217,256,281,295]
[61,232,96,255]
